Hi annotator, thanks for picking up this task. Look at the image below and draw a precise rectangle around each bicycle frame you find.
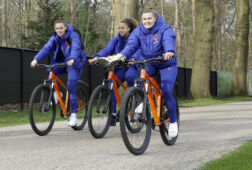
[48,70,84,115]
[139,69,168,126]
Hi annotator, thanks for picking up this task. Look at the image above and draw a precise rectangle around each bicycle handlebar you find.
[90,55,164,68]
[35,63,67,69]
[92,60,131,68]
[129,56,164,65]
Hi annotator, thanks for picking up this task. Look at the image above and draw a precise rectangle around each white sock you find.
[112,112,117,116]
[71,113,76,118]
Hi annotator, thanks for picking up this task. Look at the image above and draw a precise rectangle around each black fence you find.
[0,47,217,108]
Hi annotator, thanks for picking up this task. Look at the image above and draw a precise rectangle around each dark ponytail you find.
[121,18,139,33]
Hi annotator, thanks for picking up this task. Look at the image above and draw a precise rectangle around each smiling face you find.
[118,22,130,39]
[54,23,67,38]
[142,12,157,29]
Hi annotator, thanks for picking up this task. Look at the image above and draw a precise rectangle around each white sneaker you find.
[68,113,78,126]
[168,122,178,137]
[135,102,143,114]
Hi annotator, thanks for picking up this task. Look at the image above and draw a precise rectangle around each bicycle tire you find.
[159,91,180,145]
[120,87,152,155]
[29,84,56,136]
[88,84,112,138]
[71,81,88,130]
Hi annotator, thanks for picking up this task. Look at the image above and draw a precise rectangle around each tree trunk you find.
[160,0,164,19]
[112,0,139,36]
[110,17,114,39]
[139,0,145,16]
[213,0,222,70]
[70,0,77,26]
[232,0,250,95]
[2,0,8,46]
[174,0,182,58]
[84,1,91,47]
[17,0,24,48]
[0,0,2,46]
[25,0,31,39]
[191,0,196,37]
[190,0,214,98]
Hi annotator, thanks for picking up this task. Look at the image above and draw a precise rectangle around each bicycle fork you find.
[40,80,54,112]
[96,80,113,114]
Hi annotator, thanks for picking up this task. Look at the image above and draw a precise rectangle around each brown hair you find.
[120,18,139,33]
[54,17,67,27]
[141,8,158,20]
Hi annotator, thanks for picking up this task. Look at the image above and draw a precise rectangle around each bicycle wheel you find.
[159,91,180,145]
[29,84,56,136]
[120,87,152,155]
[88,84,112,138]
[71,81,88,130]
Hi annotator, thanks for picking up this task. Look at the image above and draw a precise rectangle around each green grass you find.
[0,109,30,127]
[0,108,69,127]
[178,96,252,107]
[200,141,252,170]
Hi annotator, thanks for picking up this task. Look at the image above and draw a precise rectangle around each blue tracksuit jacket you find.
[34,24,86,113]
[120,14,178,123]
[34,24,86,69]
[120,14,177,68]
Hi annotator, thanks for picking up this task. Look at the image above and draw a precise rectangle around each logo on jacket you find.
[153,33,158,44]
[65,40,70,46]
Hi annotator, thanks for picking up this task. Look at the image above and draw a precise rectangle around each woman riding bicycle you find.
[30,17,86,127]
[113,8,178,137]
[88,18,143,126]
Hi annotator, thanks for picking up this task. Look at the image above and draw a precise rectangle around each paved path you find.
[1,101,252,170]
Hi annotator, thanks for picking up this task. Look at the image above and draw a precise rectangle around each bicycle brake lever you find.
[157,56,164,61]
[57,63,67,68]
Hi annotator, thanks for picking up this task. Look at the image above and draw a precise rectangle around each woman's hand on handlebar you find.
[88,57,98,64]
[67,59,75,66]
[31,59,37,68]
[163,52,174,60]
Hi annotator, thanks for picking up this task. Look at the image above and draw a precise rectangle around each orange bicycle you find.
[29,63,88,136]
[87,62,129,138]
[119,57,180,155]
